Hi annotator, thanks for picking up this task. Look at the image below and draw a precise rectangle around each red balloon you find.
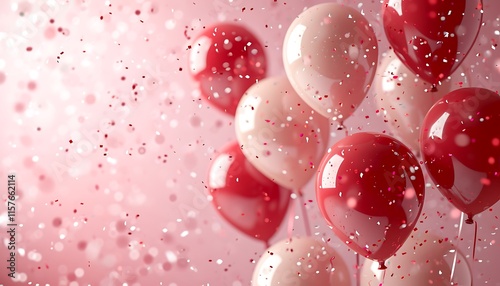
[316,133,425,268]
[420,88,500,224]
[189,23,267,115]
[382,0,482,86]
[207,141,290,244]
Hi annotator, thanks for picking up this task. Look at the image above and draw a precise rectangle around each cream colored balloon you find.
[252,237,351,286]
[375,51,468,153]
[361,232,472,286]
[283,3,378,122]
[235,77,330,190]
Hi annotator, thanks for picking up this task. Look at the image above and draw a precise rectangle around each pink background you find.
[1,0,499,285]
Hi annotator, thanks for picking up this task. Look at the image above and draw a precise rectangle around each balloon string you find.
[286,194,296,240]
[379,268,386,286]
[431,83,438,92]
[298,191,311,237]
[450,212,465,282]
[473,220,478,261]
[356,252,360,286]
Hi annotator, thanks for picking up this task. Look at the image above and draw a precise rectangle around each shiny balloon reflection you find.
[316,133,425,267]
[421,88,500,223]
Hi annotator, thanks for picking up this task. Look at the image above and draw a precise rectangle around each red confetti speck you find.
[143,254,154,264]
[14,102,25,113]
[184,29,191,40]
[163,262,172,271]
[27,81,37,90]
[77,241,87,250]
[52,217,62,227]
[480,178,491,186]
[492,138,499,146]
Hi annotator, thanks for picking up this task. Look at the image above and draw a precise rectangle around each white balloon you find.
[251,237,351,286]
[283,3,378,122]
[361,232,472,286]
[374,50,469,153]
[235,77,330,190]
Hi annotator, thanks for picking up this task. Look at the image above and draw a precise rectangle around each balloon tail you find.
[377,260,387,270]
[431,84,438,92]
[356,252,360,286]
[286,194,296,239]
[465,214,474,225]
[450,212,465,282]
[473,220,478,261]
[264,240,270,249]
[298,191,311,237]
[337,122,348,137]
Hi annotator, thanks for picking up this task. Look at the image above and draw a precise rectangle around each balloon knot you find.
[465,215,474,225]
[337,122,349,136]
[431,84,438,92]
[378,261,387,270]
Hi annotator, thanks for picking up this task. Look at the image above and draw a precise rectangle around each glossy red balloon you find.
[189,23,267,115]
[316,133,425,268]
[382,0,482,86]
[420,88,500,223]
[207,141,290,244]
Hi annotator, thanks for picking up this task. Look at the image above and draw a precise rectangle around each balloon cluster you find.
[190,23,292,246]
[189,0,498,284]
